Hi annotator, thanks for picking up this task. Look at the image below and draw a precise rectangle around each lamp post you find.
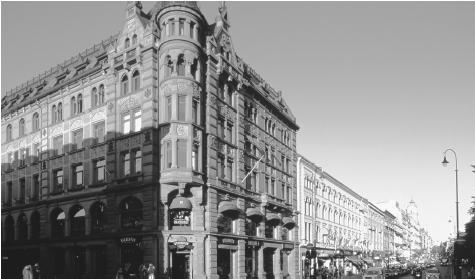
[441,148,459,279]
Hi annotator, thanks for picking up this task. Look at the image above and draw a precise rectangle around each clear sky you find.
[2,1,474,242]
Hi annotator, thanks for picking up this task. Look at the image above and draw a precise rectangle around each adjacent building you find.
[1,2,300,279]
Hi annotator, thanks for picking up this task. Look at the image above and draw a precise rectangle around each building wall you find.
[1,2,300,279]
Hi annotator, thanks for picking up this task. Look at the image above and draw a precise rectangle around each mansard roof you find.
[1,34,118,117]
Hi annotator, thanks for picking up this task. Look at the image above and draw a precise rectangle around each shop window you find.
[121,75,129,96]
[6,124,13,141]
[19,118,25,136]
[4,215,14,241]
[53,169,64,193]
[32,112,40,131]
[31,211,40,240]
[132,70,140,91]
[120,197,143,230]
[177,55,185,76]
[51,208,65,238]
[93,121,105,144]
[91,202,106,234]
[17,214,28,241]
[70,205,86,236]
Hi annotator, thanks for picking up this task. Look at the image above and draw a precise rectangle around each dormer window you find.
[132,34,137,45]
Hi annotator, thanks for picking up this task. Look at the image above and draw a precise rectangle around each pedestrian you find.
[22,265,33,279]
[33,263,41,279]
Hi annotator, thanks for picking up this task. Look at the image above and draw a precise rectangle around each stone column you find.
[193,237,207,278]
[257,247,265,279]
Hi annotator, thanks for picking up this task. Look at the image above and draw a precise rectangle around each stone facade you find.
[1,2,299,279]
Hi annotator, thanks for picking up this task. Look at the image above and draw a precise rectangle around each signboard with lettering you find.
[120,236,142,247]
[170,210,191,226]
[282,243,294,250]
[247,240,261,247]
[219,238,237,245]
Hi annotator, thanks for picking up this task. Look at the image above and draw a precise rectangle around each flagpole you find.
[241,154,265,184]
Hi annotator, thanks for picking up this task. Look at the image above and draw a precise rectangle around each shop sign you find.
[120,236,141,246]
[174,241,189,249]
[247,240,261,247]
[314,242,334,250]
[282,243,294,250]
[219,238,236,245]
[171,210,191,226]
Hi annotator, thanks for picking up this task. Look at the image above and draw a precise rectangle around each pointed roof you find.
[150,1,201,16]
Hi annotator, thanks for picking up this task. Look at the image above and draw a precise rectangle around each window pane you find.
[124,152,130,175]
[178,95,186,121]
[123,114,130,134]
[94,121,105,143]
[134,150,142,173]
[177,140,187,168]
[192,100,198,124]
[96,159,105,182]
[192,145,199,171]
[134,111,141,132]
[165,141,172,168]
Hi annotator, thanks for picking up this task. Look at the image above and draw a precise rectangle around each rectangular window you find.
[32,174,40,200]
[7,182,13,204]
[53,135,63,155]
[53,169,63,192]
[265,177,270,194]
[166,96,172,121]
[271,178,275,196]
[218,155,225,179]
[72,164,84,187]
[287,186,291,203]
[177,140,187,168]
[72,128,83,150]
[192,144,199,171]
[192,99,198,125]
[19,178,26,202]
[281,181,285,200]
[123,152,131,176]
[177,95,186,121]
[94,159,106,183]
[134,150,142,173]
[133,110,142,132]
[281,155,285,171]
[179,18,185,35]
[33,143,40,162]
[190,21,195,39]
[93,121,106,143]
[123,114,131,134]
[165,141,172,169]
[218,118,225,138]
[226,123,233,142]
[19,148,27,166]
[226,159,233,181]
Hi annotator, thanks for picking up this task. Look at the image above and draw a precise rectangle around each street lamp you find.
[441,149,459,239]
[441,148,460,279]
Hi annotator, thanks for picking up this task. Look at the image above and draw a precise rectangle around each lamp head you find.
[442,156,449,167]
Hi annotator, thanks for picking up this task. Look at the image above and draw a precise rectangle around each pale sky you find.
[2,1,474,242]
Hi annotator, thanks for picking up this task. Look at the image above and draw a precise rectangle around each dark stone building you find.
[2,2,299,278]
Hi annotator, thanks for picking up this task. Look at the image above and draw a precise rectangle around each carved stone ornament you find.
[71,119,82,131]
[91,109,106,123]
[51,125,63,136]
[176,125,188,136]
[145,88,152,98]
[119,96,139,112]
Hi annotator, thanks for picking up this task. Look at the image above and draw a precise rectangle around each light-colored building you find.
[1,2,300,278]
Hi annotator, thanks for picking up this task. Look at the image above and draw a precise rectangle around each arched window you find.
[52,105,57,123]
[177,54,185,76]
[57,103,63,121]
[31,211,40,240]
[125,37,130,49]
[51,208,65,238]
[98,85,105,105]
[32,113,40,131]
[17,213,28,241]
[132,34,138,45]
[6,124,13,141]
[120,197,143,230]
[4,215,14,241]
[121,75,129,96]
[92,87,97,107]
[217,213,234,234]
[19,118,26,136]
[70,205,86,236]
[132,71,140,91]
[77,94,83,113]
[190,58,198,79]
[90,202,106,234]
[71,96,77,116]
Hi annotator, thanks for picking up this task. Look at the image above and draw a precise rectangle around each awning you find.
[282,217,296,229]
[218,201,240,214]
[246,207,264,219]
[266,213,281,223]
[169,196,192,210]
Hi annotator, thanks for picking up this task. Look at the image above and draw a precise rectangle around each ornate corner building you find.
[1,2,300,279]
